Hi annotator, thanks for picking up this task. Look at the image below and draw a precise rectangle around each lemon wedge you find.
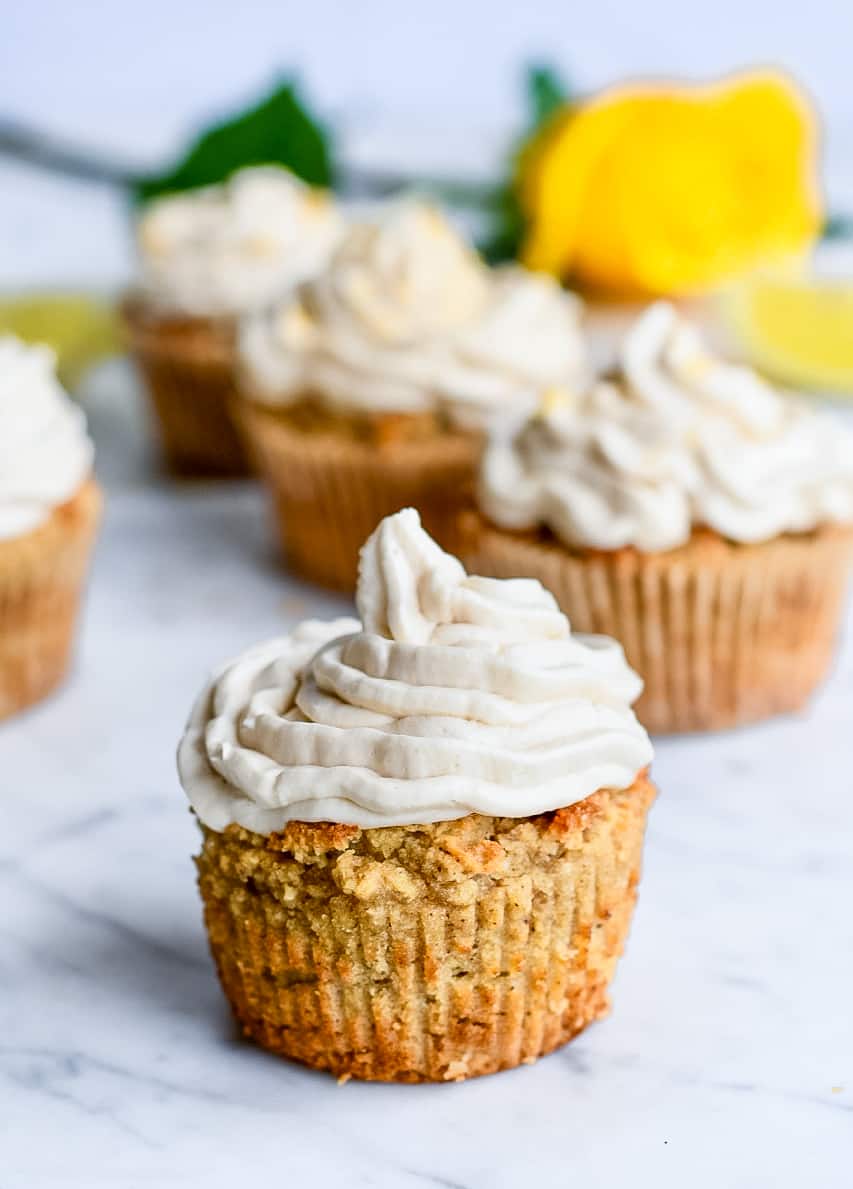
[0,292,119,389]
[721,249,853,394]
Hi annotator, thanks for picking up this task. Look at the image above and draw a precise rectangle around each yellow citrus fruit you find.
[721,251,853,393]
[0,292,119,388]
[520,70,822,298]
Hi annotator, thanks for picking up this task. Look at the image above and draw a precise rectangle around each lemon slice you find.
[721,247,853,394]
[0,292,119,389]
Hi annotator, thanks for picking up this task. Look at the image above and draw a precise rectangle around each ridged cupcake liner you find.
[196,772,655,1083]
[235,400,482,591]
[0,478,102,720]
[462,512,853,733]
[121,301,249,477]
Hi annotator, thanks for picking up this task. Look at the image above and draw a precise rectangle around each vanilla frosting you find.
[0,337,94,540]
[481,303,853,552]
[178,509,651,832]
[239,201,586,430]
[135,167,344,318]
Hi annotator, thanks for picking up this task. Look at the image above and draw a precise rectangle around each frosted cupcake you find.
[0,337,102,718]
[178,509,654,1082]
[236,200,585,588]
[123,167,343,475]
[467,303,853,733]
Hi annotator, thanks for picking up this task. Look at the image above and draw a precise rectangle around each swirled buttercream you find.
[239,201,586,430]
[135,167,344,317]
[178,509,651,831]
[0,336,94,540]
[480,302,853,551]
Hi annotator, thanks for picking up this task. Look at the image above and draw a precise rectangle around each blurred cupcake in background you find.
[122,166,344,476]
[236,200,586,589]
[465,303,853,733]
[179,509,655,1081]
[0,337,102,719]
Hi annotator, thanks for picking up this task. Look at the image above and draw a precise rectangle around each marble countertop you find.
[4,359,853,1188]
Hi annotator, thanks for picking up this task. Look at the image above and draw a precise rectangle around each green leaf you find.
[823,212,853,241]
[478,62,572,263]
[527,64,570,127]
[133,79,334,204]
[479,184,526,265]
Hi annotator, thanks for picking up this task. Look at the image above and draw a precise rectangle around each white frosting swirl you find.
[0,336,94,540]
[481,303,853,552]
[135,167,344,318]
[178,509,651,832]
[239,201,586,430]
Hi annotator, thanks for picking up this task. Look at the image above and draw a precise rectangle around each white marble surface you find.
[4,360,853,1188]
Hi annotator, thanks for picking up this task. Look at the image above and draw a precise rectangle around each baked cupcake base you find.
[235,399,481,591]
[462,511,853,733]
[121,299,248,477]
[0,478,102,719]
[196,772,655,1083]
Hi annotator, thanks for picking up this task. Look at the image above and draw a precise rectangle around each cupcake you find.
[177,508,654,1082]
[235,200,585,589]
[123,167,344,476]
[0,337,102,718]
[467,302,853,733]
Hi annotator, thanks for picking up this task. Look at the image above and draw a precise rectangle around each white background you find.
[5,0,853,147]
[3,0,853,288]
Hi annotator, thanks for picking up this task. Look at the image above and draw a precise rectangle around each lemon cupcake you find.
[236,200,585,589]
[123,167,343,476]
[467,303,853,733]
[178,509,654,1082]
[0,337,102,718]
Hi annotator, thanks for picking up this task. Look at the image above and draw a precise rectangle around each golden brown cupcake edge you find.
[459,508,853,733]
[0,476,102,719]
[233,397,481,590]
[196,771,656,1083]
[120,297,248,477]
